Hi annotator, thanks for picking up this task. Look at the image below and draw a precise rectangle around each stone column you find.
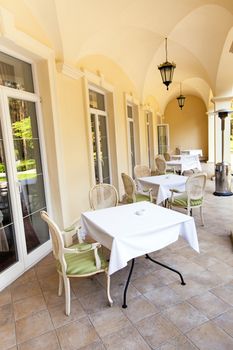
[211,96,233,164]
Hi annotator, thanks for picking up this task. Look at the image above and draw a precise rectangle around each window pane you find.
[127,105,133,119]
[0,52,34,92]
[0,133,18,272]
[89,90,105,111]
[9,98,49,253]
[91,114,100,183]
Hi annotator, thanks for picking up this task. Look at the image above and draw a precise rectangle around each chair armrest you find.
[169,188,183,193]
[62,217,84,246]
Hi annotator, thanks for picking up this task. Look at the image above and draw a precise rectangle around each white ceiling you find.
[5,0,233,112]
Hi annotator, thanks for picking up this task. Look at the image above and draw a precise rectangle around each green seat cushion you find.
[135,193,151,202]
[169,194,203,207]
[57,243,108,276]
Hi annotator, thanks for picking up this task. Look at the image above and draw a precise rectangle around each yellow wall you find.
[164,95,208,158]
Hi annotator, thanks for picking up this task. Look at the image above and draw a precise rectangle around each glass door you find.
[9,98,49,254]
[0,50,50,288]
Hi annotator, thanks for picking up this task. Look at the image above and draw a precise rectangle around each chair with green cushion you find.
[155,155,175,174]
[121,172,153,203]
[89,183,118,210]
[168,172,207,225]
[40,211,113,316]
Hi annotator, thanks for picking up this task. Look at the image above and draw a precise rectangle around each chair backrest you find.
[40,211,64,261]
[163,152,171,161]
[186,172,207,200]
[155,155,166,174]
[121,173,136,202]
[89,183,118,210]
[134,165,151,179]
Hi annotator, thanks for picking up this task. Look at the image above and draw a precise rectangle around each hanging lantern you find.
[158,38,176,90]
[177,82,186,110]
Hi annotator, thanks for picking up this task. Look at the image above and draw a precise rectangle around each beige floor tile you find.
[163,302,208,333]
[0,320,16,350]
[211,281,233,306]
[10,269,36,288]
[49,298,86,328]
[132,272,166,293]
[213,309,233,336]
[192,254,223,268]
[78,289,113,314]
[35,262,57,280]
[78,340,105,349]
[15,309,53,344]
[122,295,159,323]
[102,324,150,350]
[43,287,76,307]
[158,334,197,350]
[0,303,14,326]
[187,321,233,350]
[38,273,59,291]
[110,283,141,306]
[70,277,104,298]
[11,280,42,302]
[56,317,99,350]
[188,291,231,319]
[17,331,60,350]
[169,278,208,300]
[135,314,180,349]
[144,285,183,310]
[13,293,47,321]
[188,269,223,290]
[0,287,11,307]
[89,305,130,338]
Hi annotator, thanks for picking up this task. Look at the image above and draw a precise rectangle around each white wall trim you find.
[82,68,114,92]
[56,62,84,79]
[211,95,233,103]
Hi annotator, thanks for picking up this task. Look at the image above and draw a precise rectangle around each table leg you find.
[145,254,186,285]
[122,258,135,308]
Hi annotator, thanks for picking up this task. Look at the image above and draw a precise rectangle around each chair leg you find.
[106,272,113,306]
[58,274,63,296]
[63,276,71,316]
[200,206,204,226]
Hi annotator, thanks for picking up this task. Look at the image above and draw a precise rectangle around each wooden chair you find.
[134,165,151,192]
[89,183,118,210]
[168,172,207,225]
[40,211,113,316]
[121,173,152,203]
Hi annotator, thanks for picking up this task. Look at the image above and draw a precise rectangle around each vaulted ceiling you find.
[2,0,233,112]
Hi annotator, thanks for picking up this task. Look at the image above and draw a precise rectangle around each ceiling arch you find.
[1,0,232,111]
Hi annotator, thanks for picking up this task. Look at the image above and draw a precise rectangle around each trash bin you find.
[213,162,233,196]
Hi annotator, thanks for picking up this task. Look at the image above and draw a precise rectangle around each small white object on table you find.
[138,174,187,205]
[81,201,199,275]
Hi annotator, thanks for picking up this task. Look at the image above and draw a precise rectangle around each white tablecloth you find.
[138,174,187,204]
[167,154,202,172]
[181,149,203,156]
[81,201,199,275]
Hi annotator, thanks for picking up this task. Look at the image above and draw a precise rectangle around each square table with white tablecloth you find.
[138,174,187,205]
[81,201,199,276]
[167,154,202,173]
[181,149,203,157]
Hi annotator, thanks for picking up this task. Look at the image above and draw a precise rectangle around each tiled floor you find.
[1,179,233,349]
